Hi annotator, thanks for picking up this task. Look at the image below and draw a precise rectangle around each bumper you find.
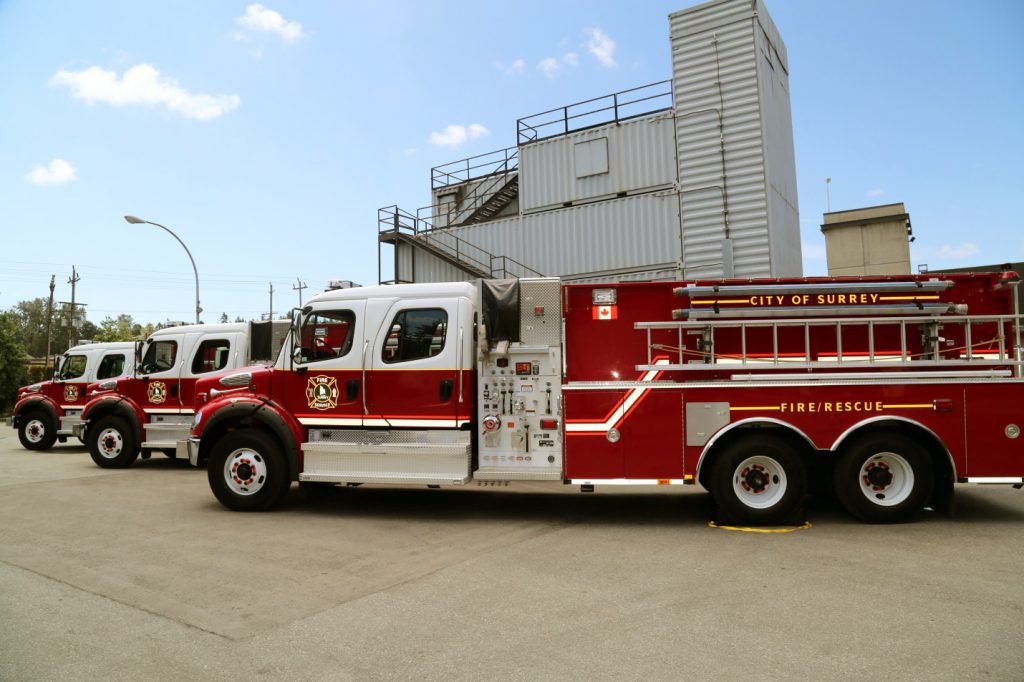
[72,422,86,439]
[182,438,202,467]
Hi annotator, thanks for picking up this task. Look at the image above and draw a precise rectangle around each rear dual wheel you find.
[710,436,807,525]
[833,432,932,523]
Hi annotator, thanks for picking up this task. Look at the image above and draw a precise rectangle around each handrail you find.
[432,147,519,189]
[426,149,519,228]
[517,80,673,144]
[378,206,543,279]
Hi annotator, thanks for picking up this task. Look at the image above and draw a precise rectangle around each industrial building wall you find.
[519,112,677,212]
[669,0,801,278]
[397,191,681,283]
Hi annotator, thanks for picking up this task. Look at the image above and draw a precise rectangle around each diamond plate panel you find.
[519,278,562,347]
[302,429,471,483]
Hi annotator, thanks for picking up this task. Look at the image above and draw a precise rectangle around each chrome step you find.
[300,429,471,485]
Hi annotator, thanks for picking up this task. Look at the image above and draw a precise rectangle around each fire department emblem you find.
[147,381,168,405]
[306,375,338,411]
[64,385,79,402]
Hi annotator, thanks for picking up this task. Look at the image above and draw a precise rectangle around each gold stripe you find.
[878,295,940,301]
[881,403,933,409]
[692,299,749,305]
[729,406,781,411]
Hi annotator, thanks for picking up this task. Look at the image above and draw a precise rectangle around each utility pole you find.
[268,282,274,321]
[293,277,307,307]
[45,275,55,373]
[67,266,80,347]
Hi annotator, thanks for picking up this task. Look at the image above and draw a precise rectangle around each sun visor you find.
[481,279,520,343]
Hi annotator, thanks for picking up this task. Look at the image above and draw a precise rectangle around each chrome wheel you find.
[223,447,268,496]
[731,454,788,510]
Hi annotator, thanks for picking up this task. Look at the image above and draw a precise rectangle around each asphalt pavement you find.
[1,428,1023,681]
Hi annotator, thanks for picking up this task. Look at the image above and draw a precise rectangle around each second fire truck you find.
[186,272,1023,524]
[77,320,288,468]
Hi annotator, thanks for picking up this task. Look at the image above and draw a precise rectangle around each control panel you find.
[476,345,562,480]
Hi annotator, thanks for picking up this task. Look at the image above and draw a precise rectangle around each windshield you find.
[58,354,87,381]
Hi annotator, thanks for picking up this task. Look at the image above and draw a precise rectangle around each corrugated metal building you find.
[379,0,801,285]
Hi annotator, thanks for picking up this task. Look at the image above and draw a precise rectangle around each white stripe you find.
[964,477,1024,484]
[298,417,362,427]
[143,408,194,414]
[569,478,687,485]
[364,418,460,428]
[565,359,668,433]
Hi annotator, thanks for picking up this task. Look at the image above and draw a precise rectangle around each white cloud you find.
[50,64,240,121]
[867,187,884,198]
[26,159,77,185]
[237,4,303,43]
[428,123,490,149]
[538,57,560,79]
[563,52,578,66]
[586,27,616,67]
[938,243,979,259]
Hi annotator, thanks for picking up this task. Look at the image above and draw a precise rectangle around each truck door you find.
[281,301,367,428]
[135,335,185,414]
[365,297,466,428]
[96,351,129,381]
[55,352,89,409]
[178,332,238,410]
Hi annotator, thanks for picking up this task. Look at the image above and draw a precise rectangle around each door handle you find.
[440,379,453,402]
[347,379,359,401]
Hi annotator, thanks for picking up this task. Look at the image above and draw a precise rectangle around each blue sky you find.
[1,0,1022,325]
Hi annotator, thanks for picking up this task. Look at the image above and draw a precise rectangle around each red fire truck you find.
[10,341,135,450]
[186,273,1023,524]
[77,320,287,468]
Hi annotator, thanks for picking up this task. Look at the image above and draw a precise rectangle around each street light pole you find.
[124,215,202,324]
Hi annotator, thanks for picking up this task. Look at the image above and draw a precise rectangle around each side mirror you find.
[292,347,304,365]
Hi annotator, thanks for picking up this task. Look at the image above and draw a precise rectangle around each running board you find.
[300,430,471,485]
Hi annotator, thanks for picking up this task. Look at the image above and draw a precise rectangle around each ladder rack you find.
[635,313,1024,377]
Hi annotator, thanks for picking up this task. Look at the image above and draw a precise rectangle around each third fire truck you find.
[186,272,1024,524]
[11,341,135,450]
[77,320,287,468]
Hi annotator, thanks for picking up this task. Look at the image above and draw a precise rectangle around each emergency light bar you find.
[672,302,965,320]
[674,280,954,298]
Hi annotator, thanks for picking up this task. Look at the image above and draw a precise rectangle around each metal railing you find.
[378,206,543,280]
[517,80,673,144]
[432,147,518,189]
[634,313,1024,376]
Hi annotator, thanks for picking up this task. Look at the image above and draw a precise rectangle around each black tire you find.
[89,415,140,468]
[833,431,933,523]
[710,435,807,525]
[18,409,57,451]
[207,430,291,511]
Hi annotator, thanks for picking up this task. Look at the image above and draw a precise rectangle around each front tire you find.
[207,430,291,511]
[89,415,140,468]
[833,431,933,523]
[710,435,807,525]
[18,410,57,450]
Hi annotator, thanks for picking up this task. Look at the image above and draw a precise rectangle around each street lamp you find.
[125,215,202,324]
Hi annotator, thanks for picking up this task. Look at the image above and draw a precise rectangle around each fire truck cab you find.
[77,320,287,468]
[11,341,135,450]
[188,273,1024,524]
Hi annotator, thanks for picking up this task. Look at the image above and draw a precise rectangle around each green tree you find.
[95,314,137,342]
[0,311,29,413]
[220,312,229,323]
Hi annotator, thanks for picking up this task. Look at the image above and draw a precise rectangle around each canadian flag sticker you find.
[593,305,618,320]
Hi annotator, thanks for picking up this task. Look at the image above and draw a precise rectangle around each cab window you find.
[297,311,355,364]
[191,339,231,374]
[58,354,87,380]
[382,309,447,364]
[140,341,178,375]
[97,353,127,379]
